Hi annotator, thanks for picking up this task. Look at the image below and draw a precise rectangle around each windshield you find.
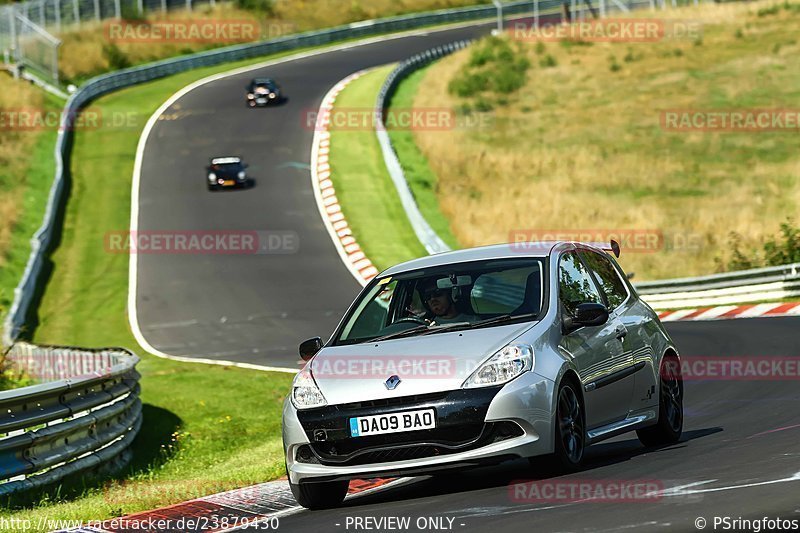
[334,258,546,345]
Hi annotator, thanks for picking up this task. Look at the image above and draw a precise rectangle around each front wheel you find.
[289,478,349,510]
[553,379,586,471]
[637,356,683,447]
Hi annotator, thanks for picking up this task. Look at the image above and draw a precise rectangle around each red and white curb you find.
[310,69,380,287]
[58,478,407,532]
[658,302,800,322]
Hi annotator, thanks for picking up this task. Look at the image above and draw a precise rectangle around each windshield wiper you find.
[371,324,431,342]
[468,312,539,329]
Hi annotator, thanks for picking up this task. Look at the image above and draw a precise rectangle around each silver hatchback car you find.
[282,241,684,509]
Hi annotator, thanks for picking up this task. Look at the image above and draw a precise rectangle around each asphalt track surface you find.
[272,317,800,533]
[135,23,495,368]
[134,18,800,532]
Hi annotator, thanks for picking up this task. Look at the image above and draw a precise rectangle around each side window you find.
[558,251,603,317]
[340,280,396,340]
[580,250,629,310]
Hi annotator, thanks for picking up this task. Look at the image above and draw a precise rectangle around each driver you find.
[420,278,476,325]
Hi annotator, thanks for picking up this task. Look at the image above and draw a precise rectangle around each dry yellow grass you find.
[412,0,800,280]
[0,74,45,267]
[57,0,490,81]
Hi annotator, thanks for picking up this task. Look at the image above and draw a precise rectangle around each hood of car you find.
[309,322,533,405]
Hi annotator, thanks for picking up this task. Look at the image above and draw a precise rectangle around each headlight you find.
[237,171,246,180]
[247,93,255,99]
[269,92,276,98]
[292,368,327,409]
[208,172,216,181]
[462,344,533,388]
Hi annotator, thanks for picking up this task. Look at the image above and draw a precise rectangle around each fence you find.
[0,343,141,496]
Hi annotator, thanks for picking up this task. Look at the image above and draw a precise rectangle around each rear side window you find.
[579,250,629,310]
[558,251,603,317]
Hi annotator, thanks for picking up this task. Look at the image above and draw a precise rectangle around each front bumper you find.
[283,371,555,484]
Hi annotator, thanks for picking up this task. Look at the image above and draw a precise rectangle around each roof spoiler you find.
[581,240,621,258]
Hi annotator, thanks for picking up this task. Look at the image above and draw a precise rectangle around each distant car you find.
[283,240,684,509]
[246,78,281,107]
[206,157,249,191]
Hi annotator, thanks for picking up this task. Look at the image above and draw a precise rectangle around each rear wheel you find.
[553,379,586,471]
[289,478,349,510]
[637,356,683,447]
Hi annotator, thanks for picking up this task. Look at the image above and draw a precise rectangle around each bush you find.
[718,220,800,271]
[102,43,131,70]
[539,54,557,68]
[448,36,530,104]
[235,0,274,13]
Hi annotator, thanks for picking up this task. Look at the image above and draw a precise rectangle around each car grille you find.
[297,421,524,466]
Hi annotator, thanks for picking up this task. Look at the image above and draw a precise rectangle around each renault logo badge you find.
[384,375,401,390]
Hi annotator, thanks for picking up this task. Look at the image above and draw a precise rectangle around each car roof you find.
[379,241,615,277]
[210,157,241,165]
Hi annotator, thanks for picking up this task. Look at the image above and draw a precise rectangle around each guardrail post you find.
[72,0,79,27]
[8,7,17,63]
[160,0,166,13]
[491,0,503,33]
[54,0,61,31]
[93,0,100,21]
[114,0,120,18]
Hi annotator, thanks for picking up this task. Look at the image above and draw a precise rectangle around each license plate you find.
[256,98,267,103]
[223,180,235,186]
[349,409,436,438]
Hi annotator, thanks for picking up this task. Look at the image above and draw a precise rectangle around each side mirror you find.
[299,337,323,361]
[563,302,609,334]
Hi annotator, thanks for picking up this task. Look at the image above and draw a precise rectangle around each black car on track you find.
[246,78,282,107]
[206,157,249,191]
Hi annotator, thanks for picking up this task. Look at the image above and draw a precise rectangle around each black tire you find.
[637,356,683,447]
[207,184,216,191]
[553,379,586,472]
[289,479,349,510]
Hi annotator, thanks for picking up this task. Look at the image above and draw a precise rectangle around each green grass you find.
[0,94,61,334]
[328,66,428,270]
[386,66,461,250]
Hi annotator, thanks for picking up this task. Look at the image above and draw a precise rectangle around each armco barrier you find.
[0,343,141,496]
[0,0,539,347]
[636,263,800,310]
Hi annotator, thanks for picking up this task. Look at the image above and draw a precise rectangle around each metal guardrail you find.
[635,263,800,309]
[0,343,141,496]
[1,0,542,347]
[374,40,478,255]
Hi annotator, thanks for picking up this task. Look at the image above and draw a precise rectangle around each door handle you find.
[615,325,628,340]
